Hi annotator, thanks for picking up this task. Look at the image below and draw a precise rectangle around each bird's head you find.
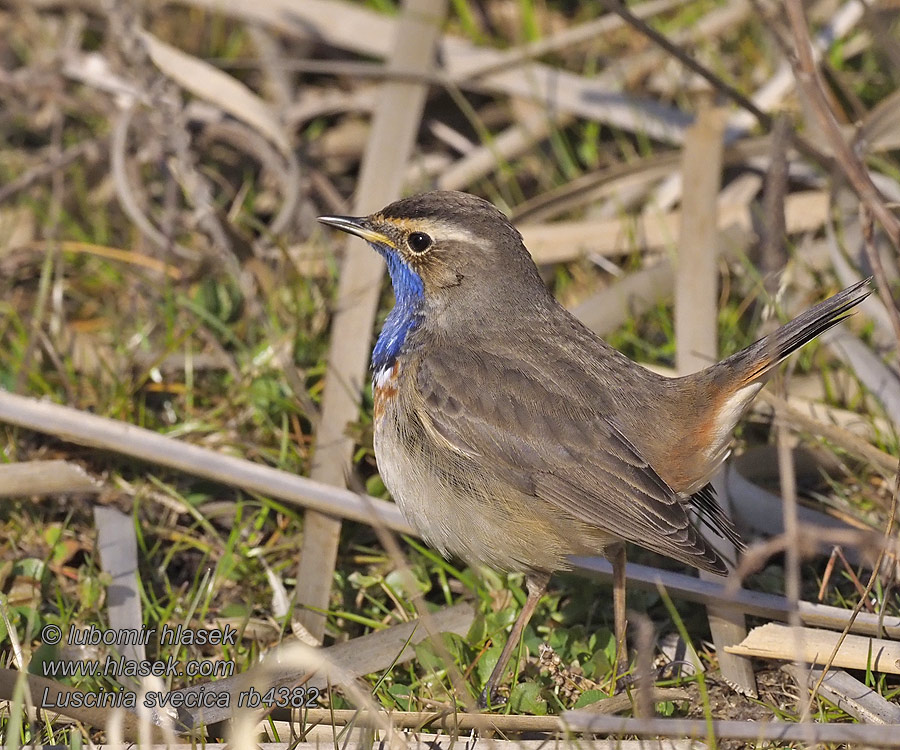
[318,191,541,313]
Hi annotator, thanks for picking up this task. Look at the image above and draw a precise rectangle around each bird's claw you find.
[613,663,688,694]
[477,686,507,709]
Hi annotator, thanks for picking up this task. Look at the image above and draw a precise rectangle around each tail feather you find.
[690,483,745,552]
[729,277,873,387]
[675,278,873,542]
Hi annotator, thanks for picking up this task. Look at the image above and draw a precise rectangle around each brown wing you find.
[416,346,727,574]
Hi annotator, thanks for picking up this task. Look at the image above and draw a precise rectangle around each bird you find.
[318,190,872,707]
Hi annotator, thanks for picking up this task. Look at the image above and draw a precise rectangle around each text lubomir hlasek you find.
[66,624,237,646]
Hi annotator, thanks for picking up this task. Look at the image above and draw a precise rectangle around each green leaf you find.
[385,568,430,597]
[387,683,412,710]
[220,603,251,618]
[43,525,63,548]
[508,681,547,715]
[28,641,60,678]
[467,613,487,646]
[573,689,608,709]
[13,558,47,581]
[583,647,613,680]
[348,571,383,589]
[476,642,503,684]
[414,640,445,674]
[657,700,676,716]
[365,473,386,496]
[77,569,103,610]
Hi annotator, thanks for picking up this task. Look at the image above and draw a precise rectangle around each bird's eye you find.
[407,231,433,254]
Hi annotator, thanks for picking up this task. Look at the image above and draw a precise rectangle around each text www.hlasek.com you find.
[40,623,237,679]
[42,654,234,679]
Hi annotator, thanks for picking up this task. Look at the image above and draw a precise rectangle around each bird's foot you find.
[477,685,507,710]
[613,672,637,694]
[613,662,689,694]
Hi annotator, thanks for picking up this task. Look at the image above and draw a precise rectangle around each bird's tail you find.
[721,277,873,389]
[665,278,872,533]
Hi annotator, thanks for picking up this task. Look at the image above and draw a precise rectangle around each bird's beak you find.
[317,215,395,248]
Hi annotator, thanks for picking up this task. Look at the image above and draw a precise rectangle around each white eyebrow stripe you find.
[429,223,483,244]
[381,217,485,246]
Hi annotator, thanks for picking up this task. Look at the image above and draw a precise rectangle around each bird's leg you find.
[478,571,550,709]
[610,542,629,688]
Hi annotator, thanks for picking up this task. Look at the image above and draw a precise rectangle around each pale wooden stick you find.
[294,0,447,644]
[783,664,900,724]
[0,460,99,496]
[674,103,756,697]
[0,389,411,533]
[570,556,900,638]
[785,0,900,250]
[521,190,829,265]
[291,693,689,732]
[562,713,900,746]
[725,622,900,674]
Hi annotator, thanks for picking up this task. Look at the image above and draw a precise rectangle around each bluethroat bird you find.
[319,191,872,706]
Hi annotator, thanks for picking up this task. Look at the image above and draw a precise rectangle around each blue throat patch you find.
[371,247,424,373]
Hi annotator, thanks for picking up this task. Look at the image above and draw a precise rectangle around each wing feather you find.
[416,346,727,573]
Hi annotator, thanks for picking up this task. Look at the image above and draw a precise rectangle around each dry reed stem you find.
[562,712,900,746]
[572,555,900,637]
[785,0,900,252]
[773,382,807,721]
[0,389,411,532]
[295,0,448,642]
[675,103,755,696]
[757,390,897,477]
[0,460,99,496]
[803,459,899,716]
[727,622,900,674]
[93,507,147,679]
[290,698,690,733]
[784,663,900,724]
